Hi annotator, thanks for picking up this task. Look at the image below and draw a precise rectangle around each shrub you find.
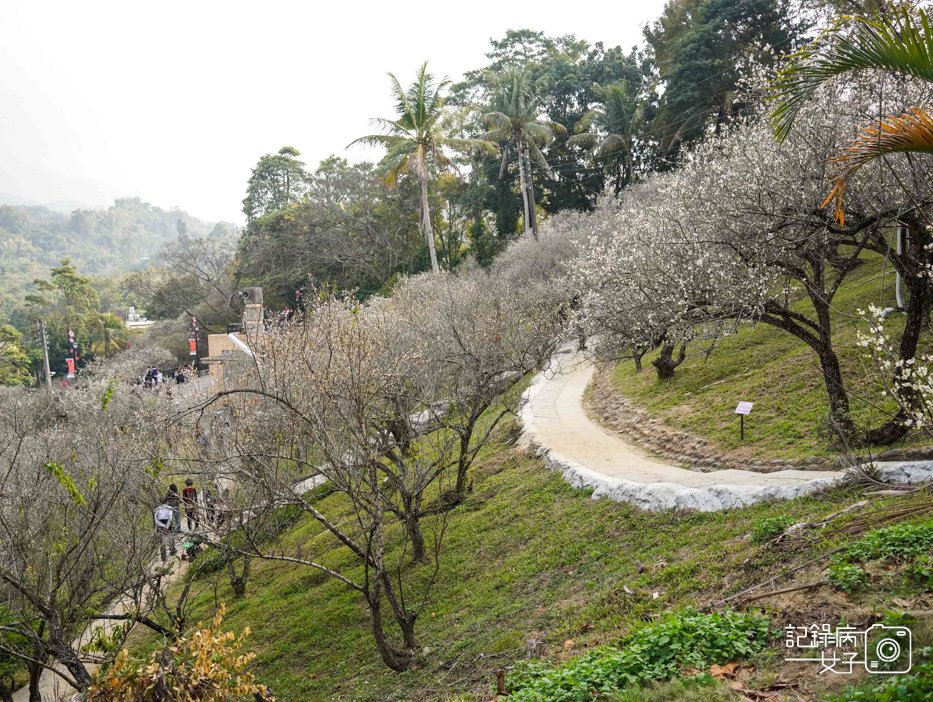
[191,546,229,577]
[826,563,868,593]
[841,521,933,563]
[828,647,932,701]
[84,605,273,701]
[907,554,933,591]
[506,610,771,702]
[751,516,794,543]
[827,519,933,593]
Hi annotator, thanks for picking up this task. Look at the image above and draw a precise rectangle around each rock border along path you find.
[519,350,933,512]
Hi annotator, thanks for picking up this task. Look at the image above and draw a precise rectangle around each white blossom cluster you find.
[568,74,933,368]
[858,304,933,428]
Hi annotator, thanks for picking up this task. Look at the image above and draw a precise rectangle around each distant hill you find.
[0,192,103,213]
[0,197,238,306]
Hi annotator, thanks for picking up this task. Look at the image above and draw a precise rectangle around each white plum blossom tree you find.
[573,73,933,441]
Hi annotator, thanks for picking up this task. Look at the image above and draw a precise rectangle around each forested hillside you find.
[0,197,236,311]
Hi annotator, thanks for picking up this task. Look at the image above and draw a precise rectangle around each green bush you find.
[301,481,335,502]
[751,516,794,543]
[255,504,303,544]
[506,610,771,702]
[191,546,229,577]
[828,647,932,701]
[827,520,933,593]
[906,554,933,591]
[190,505,304,580]
[841,521,933,563]
[827,563,868,593]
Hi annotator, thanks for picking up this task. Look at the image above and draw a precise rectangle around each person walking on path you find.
[182,479,199,532]
[153,502,177,561]
[163,483,181,532]
[203,482,216,526]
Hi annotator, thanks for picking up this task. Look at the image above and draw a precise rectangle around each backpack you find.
[153,504,173,528]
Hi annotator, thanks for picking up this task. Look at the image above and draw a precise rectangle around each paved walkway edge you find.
[519,352,933,512]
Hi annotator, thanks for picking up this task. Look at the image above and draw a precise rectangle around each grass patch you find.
[750,516,794,544]
[606,252,933,460]
[136,430,933,701]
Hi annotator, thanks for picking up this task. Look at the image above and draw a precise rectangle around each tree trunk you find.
[633,348,646,372]
[817,344,857,441]
[51,642,92,691]
[405,513,427,564]
[227,554,250,597]
[760,307,858,442]
[517,143,531,237]
[419,173,439,273]
[398,613,418,652]
[27,661,41,702]
[523,146,540,240]
[368,594,411,672]
[866,222,932,444]
[651,343,686,380]
[453,423,476,499]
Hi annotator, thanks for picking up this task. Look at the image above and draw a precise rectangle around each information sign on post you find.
[735,401,754,441]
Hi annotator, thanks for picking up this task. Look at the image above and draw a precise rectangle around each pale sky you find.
[0,0,667,224]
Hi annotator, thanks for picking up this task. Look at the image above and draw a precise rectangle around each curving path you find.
[519,350,933,511]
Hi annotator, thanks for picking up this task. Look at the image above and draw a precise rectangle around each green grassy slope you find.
[149,416,930,701]
[605,252,933,460]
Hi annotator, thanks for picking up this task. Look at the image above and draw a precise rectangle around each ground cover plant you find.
[827,519,933,593]
[504,610,771,702]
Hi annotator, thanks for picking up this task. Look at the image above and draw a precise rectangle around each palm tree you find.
[569,80,647,193]
[770,6,933,225]
[92,313,130,358]
[351,62,495,273]
[483,67,566,240]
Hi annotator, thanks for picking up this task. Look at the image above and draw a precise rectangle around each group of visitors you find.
[135,366,193,391]
[152,478,223,562]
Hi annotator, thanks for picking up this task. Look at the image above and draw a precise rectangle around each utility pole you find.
[38,320,52,388]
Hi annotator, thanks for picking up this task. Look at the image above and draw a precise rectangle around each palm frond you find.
[568,132,598,149]
[574,109,597,135]
[771,8,933,141]
[595,133,629,158]
[823,106,933,225]
[387,71,417,129]
[384,153,410,186]
[523,121,560,144]
[444,136,498,156]
[483,112,512,133]
[347,133,409,149]
[527,141,552,177]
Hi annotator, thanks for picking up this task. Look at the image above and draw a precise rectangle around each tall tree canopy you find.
[241,146,311,224]
[645,0,805,159]
[352,62,494,273]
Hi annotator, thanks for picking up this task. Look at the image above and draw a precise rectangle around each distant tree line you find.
[236,0,818,306]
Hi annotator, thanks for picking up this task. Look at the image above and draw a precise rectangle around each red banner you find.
[189,338,197,356]
[65,357,75,379]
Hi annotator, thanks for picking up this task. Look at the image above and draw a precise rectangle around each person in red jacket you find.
[182,479,199,532]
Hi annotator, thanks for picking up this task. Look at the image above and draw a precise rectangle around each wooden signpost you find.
[735,401,754,441]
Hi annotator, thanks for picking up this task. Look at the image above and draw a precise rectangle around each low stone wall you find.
[584,363,933,473]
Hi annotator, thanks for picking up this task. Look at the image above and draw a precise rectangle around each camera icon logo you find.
[864,624,912,675]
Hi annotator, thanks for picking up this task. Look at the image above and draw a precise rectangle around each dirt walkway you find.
[519,350,930,511]
[11,549,191,702]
